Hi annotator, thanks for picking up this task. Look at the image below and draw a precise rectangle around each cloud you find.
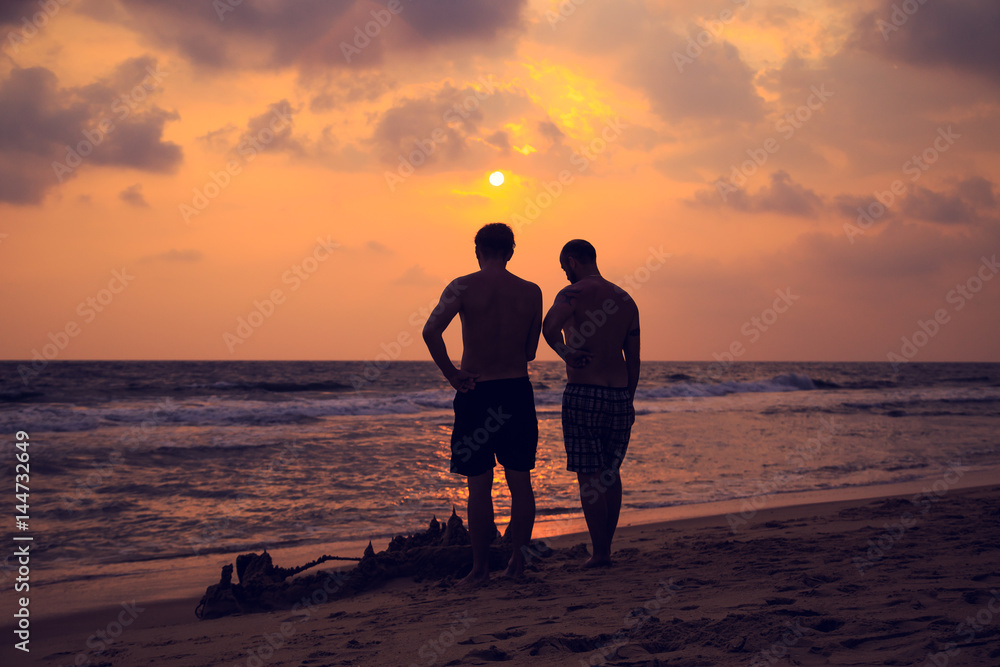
[0,1,33,25]
[628,29,765,123]
[484,130,510,151]
[0,57,181,205]
[537,119,565,144]
[139,248,204,263]
[367,80,532,170]
[834,177,996,227]
[393,265,440,287]
[853,0,1000,83]
[83,0,527,71]
[692,170,823,217]
[119,183,148,207]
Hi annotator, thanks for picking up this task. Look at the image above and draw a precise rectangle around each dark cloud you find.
[484,130,509,151]
[0,57,181,205]
[396,0,524,42]
[0,0,43,26]
[538,119,564,144]
[368,80,525,170]
[82,0,526,70]
[119,182,148,207]
[236,100,300,156]
[630,31,764,123]
[692,170,822,217]
[853,0,1000,83]
[308,72,391,113]
[955,176,996,209]
[834,177,996,227]
[902,187,973,225]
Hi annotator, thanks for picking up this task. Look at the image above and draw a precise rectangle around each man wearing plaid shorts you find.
[543,239,641,568]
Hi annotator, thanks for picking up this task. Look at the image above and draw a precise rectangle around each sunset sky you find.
[2,0,999,362]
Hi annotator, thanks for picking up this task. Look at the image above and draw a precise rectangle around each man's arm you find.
[623,306,641,401]
[525,284,543,362]
[422,280,477,391]
[542,287,591,367]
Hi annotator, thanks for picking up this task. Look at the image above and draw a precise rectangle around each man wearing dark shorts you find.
[543,239,641,568]
[423,223,543,584]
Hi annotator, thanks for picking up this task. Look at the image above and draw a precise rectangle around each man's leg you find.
[502,469,535,577]
[460,469,494,585]
[576,470,618,568]
[605,468,623,547]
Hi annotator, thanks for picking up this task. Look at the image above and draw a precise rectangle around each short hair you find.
[475,223,515,259]
[561,239,597,264]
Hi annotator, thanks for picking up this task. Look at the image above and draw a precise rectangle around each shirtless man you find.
[422,223,543,584]
[542,239,640,568]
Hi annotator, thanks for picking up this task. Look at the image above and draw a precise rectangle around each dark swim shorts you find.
[451,377,538,477]
[562,383,635,474]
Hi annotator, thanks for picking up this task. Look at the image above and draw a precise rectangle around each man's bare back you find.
[453,269,543,382]
[551,276,638,388]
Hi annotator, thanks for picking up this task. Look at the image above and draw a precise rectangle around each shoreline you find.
[14,465,998,624]
[7,477,998,660]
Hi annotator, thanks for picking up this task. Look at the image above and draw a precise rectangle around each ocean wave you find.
[638,372,817,399]
[6,373,997,434]
[0,373,828,433]
[183,380,353,393]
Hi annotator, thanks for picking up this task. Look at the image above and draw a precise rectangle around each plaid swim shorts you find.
[562,383,635,474]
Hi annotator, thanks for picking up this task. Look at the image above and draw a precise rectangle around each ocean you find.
[2,360,999,614]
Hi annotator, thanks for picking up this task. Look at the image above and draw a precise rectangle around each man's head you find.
[475,223,515,264]
[559,239,597,283]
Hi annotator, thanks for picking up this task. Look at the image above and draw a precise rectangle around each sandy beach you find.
[6,481,1000,667]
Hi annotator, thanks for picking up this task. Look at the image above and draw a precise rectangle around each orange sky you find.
[2,0,999,362]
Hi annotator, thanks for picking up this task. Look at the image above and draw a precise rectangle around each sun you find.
[489,171,504,186]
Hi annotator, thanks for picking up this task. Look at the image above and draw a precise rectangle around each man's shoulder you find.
[605,279,636,304]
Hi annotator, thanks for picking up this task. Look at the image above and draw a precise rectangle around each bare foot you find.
[582,555,612,569]
[456,570,490,588]
[501,561,524,579]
